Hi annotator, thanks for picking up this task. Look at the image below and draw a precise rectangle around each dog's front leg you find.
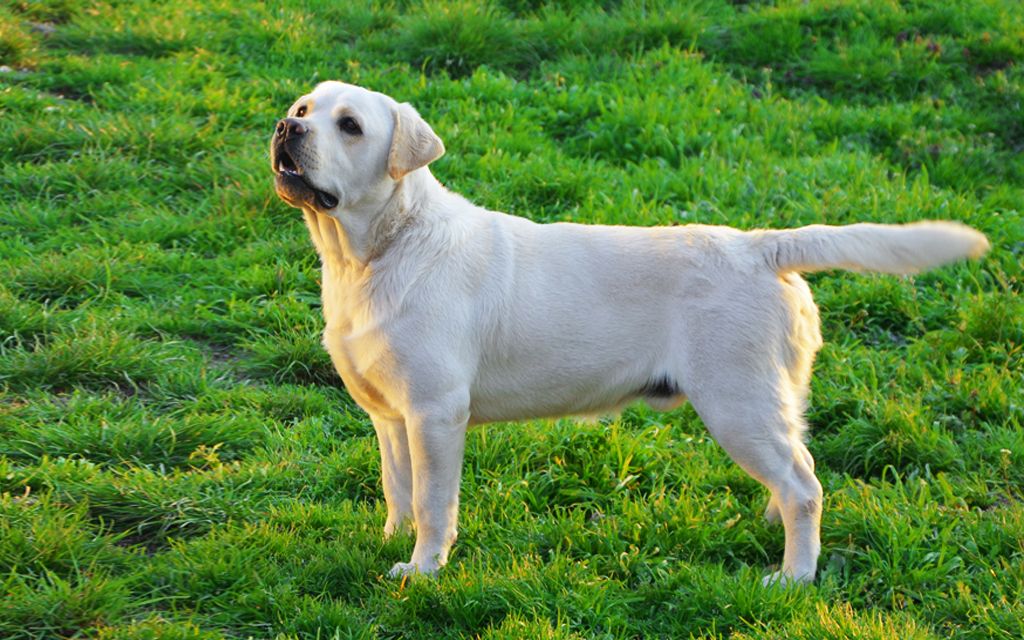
[388,402,468,578]
[371,416,414,538]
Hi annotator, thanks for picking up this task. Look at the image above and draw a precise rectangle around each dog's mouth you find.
[273,147,340,210]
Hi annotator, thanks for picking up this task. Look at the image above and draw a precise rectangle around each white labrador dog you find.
[270,81,988,584]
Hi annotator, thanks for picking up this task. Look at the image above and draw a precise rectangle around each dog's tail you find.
[754,221,989,274]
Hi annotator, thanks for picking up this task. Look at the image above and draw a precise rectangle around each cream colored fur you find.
[271,81,989,584]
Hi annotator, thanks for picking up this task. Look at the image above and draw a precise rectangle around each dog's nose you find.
[275,118,307,139]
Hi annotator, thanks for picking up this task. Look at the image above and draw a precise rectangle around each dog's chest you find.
[319,264,404,418]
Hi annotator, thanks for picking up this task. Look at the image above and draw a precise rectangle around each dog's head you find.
[271,81,445,214]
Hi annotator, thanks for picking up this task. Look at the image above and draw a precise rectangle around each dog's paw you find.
[388,560,440,579]
[388,562,418,579]
[761,570,813,588]
[761,571,792,588]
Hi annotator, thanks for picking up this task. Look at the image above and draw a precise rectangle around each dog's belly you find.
[468,376,687,424]
[468,381,633,424]
[466,350,674,424]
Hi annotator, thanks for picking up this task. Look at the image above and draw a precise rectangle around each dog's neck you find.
[303,167,441,269]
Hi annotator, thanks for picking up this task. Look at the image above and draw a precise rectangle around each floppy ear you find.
[388,102,445,181]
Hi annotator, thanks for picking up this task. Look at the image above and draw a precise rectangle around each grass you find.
[1,0,1022,637]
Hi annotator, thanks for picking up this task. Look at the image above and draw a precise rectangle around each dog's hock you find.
[388,102,445,181]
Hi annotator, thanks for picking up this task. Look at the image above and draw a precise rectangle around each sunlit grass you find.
[1,0,1022,637]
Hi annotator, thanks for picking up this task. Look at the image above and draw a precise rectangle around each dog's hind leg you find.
[692,387,822,585]
[763,430,815,526]
[680,282,823,584]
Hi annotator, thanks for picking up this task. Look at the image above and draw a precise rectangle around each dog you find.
[270,81,989,584]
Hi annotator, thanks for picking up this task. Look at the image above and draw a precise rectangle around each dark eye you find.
[338,116,362,135]
[296,105,307,117]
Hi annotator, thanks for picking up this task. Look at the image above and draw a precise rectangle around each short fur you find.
[270,81,989,584]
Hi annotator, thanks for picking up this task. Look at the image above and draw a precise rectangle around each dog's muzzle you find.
[271,119,340,210]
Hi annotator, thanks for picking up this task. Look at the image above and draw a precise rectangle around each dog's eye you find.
[338,116,362,136]
[296,105,307,118]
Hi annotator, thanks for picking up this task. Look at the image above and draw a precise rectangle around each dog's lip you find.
[314,188,339,209]
[275,149,302,177]
[273,149,339,209]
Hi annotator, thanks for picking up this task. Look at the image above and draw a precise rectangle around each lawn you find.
[1,0,1022,638]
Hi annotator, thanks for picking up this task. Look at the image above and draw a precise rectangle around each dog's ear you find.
[388,102,445,181]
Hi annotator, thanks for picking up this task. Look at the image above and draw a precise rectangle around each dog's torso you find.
[309,189,818,427]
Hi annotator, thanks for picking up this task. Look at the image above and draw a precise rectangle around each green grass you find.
[1,0,1022,637]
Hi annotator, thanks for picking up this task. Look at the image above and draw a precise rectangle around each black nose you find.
[275,118,307,139]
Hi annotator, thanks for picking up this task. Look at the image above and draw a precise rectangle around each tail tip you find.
[967,229,990,259]
[924,220,989,261]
